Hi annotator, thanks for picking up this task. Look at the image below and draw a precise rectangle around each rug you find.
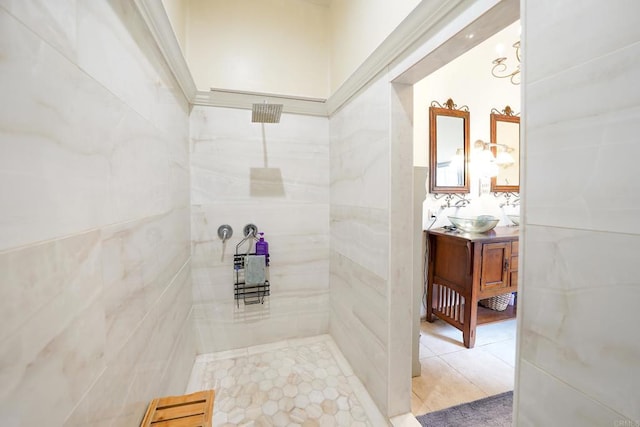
[415,391,513,427]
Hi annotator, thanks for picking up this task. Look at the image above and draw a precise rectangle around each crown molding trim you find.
[133,0,328,116]
[133,0,501,118]
[193,90,328,116]
[325,0,468,115]
[133,0,197,101]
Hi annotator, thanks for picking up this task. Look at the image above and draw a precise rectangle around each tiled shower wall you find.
[329,76,392,416]
[0,1,194,425]
[517,0,640,425]
[329,76,414,417]
[189,106,330,353]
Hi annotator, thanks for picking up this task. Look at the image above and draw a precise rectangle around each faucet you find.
[437,193,470,209]
[499,193,519,208]
[217,224,233,243]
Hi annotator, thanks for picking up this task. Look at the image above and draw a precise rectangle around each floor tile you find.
[439,347,515,395]
[411,391,432,415]
[412,318,517,417]
[186,336,382,426]
[412,357,488,412]
[419,319,469,355]
[473,319,517,346]
[418,342,437,360]
[480,338,517,367]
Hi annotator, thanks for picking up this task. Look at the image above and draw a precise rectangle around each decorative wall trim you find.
[133,0,197,101]
[325,0,466,115]
[194,89,328,117]
[132,0,515,119]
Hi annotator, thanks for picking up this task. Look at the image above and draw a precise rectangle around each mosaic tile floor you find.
[186,335,386,426]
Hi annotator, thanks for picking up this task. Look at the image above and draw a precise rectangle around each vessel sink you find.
[448,215,499,233]
[507,215,520,226]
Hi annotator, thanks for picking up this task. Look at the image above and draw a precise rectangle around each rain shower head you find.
[252,102,283,123]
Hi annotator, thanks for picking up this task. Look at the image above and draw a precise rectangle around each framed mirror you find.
[490,106,520,192]
[429,99,470,194]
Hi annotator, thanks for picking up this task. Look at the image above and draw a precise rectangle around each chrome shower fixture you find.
[217,224,233,242]
[252,102,283,123]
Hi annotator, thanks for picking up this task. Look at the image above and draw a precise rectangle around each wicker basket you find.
[479,293,511,311]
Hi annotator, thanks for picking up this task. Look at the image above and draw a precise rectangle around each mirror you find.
[490,106,520,192]
[429,99,470,193]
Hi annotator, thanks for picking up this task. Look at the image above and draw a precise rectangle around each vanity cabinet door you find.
[479,242,511,291]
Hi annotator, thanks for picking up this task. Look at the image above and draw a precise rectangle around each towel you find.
[245,255,266,285]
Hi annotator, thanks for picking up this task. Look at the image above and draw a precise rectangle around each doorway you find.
[388,0,521,417]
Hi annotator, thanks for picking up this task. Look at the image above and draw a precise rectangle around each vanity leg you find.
[463,298,478,348]
[426,310,435,322]
[463,326,476,348]
[426,281,435,322]
[426,298,434,322]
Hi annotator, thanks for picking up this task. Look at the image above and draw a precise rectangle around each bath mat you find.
[416,391,513,427]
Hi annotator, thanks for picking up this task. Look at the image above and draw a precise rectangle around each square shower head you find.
[252,103,283,123]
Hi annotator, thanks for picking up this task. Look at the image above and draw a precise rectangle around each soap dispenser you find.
[255,232,270,266]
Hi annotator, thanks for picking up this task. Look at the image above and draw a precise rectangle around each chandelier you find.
[491,41,520,85]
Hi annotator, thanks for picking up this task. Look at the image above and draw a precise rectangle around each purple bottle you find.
[255,232,270,266]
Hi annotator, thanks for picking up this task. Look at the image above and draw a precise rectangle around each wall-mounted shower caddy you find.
[233,224,270,307]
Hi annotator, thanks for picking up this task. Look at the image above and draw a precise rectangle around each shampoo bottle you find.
[255,232,270,266]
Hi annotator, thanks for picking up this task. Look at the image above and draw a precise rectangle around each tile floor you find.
[183,320,516,426]
[411,318,517,416]
[186,335,387,426]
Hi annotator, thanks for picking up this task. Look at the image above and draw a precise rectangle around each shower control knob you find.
[217,224,233,242]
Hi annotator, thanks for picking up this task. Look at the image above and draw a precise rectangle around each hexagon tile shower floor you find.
[185,335,385,426]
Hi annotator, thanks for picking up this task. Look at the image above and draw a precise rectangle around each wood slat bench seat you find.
[140,390,214,427]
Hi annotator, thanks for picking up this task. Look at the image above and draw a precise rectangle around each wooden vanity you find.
[426,227,519,348]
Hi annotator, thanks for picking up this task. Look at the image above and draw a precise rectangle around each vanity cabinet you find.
[426,227,519,348]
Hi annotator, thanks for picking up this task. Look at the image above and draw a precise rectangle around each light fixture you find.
[473,140,514,177]
[491,41,520,85]
[473,140,497,178]
[495,146,515,166]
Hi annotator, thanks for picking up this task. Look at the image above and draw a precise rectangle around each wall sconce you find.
[492,41,520,85]
[473,140,497,178]
[473,140,514,177]
[495,145,515,166]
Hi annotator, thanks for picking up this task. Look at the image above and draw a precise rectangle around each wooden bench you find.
[140,390,214,427]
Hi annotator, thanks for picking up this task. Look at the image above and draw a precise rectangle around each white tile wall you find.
[329,78,390,415]
[524,0,640,84]
[0,1,194,425]
[517,360,628,426]
[329,76,416,417]
[517,0,640,424]
[189,105,330,354]
[387,82,414,416]
[0,0,77,60]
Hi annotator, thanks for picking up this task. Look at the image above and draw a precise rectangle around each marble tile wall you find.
[0,1,194,425]
[387,82,415,417]
[329,75,415,417]
[517,0,640,425]
[189,106,330,354]
[329,76,390,415]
